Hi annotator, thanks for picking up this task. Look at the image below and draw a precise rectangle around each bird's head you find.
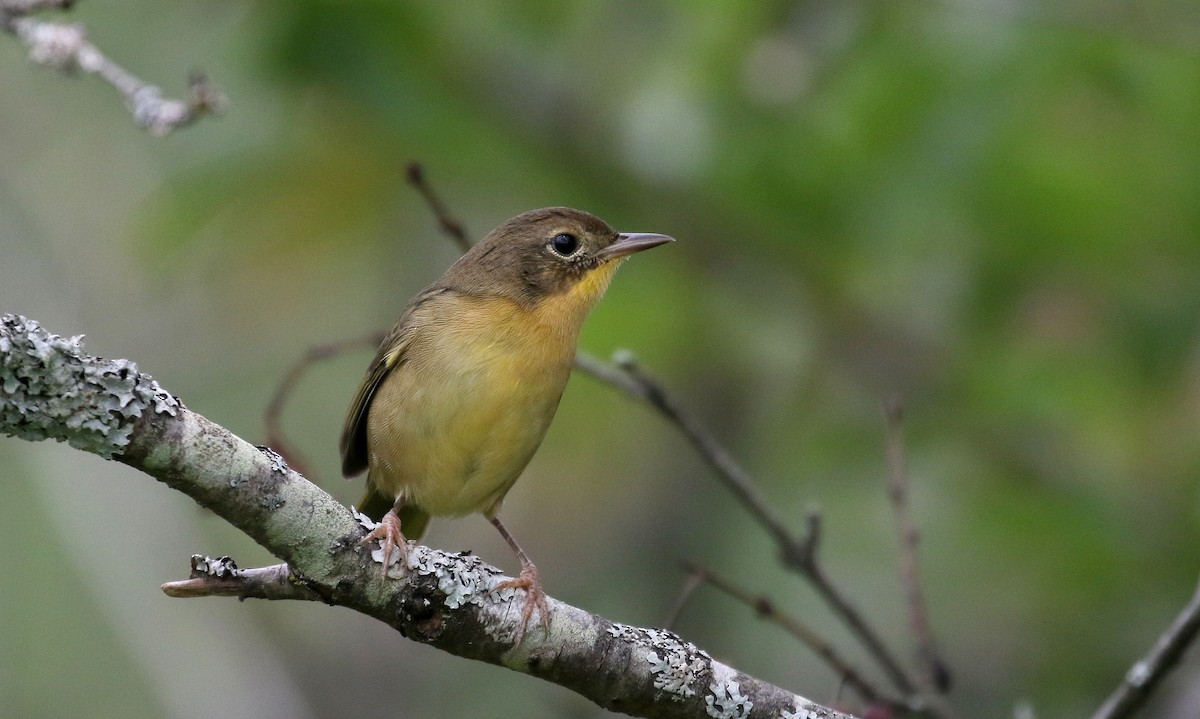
[445,207,673,312]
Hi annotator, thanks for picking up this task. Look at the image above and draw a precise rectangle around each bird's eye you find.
[549,232,580,257]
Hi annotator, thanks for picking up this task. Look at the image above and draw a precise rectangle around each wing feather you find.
[338,288,447,478]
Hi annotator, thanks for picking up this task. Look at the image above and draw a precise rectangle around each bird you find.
[339,206,672,637]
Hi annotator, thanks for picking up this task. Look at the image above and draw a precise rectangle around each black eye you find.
[550,232,580,257]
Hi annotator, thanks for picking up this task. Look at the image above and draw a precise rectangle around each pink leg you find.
[490,516,551,643]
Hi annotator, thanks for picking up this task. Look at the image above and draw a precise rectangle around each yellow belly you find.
[366,296,575,518]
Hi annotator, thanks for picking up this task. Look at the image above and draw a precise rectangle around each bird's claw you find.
[494,562,551,644]
[360,508,407,577]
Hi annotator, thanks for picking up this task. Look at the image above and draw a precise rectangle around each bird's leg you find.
[360,499,408,577]
[489,516,551,642]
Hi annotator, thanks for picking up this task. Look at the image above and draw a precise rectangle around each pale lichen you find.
[257,445,289,474]
[607,623,710,699]
[781,702,839,719]
[0,315,180,458]
[352,510,509,611]
[409,548,506,609]
[706,669,753,719]
[190,554,240,578]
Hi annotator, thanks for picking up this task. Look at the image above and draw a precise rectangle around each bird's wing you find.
[338,288,447,478]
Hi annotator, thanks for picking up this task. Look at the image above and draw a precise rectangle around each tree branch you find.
[0,0,224,136]
[1089,575,1200,719]
[0,314,854,719]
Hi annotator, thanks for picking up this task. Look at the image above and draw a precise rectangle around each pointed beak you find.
[599,232,675,261]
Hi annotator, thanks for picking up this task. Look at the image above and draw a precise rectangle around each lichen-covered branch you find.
[0,314,854,719]
[0,0,224,136]
[160,555,322,601]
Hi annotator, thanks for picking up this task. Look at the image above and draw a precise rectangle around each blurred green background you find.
[3,1,1200,717]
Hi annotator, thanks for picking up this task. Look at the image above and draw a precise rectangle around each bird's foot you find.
[360,508,407,578]
[494,561,551,644]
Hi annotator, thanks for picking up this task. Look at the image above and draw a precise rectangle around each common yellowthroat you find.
[340,207,672,634]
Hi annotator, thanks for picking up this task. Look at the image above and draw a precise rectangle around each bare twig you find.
[405,162,472,253]
[263,332,385,477]
[0,0,224,136]
[1090,576,1200,719]
[607,352,813,563]
[883,396,951,693]
[661,565,707,630]
[603,352,928,701]
[684,561,894,709]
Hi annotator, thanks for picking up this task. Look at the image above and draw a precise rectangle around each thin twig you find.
[685,561,894,709]
[883,396,951,693]
[405,162,472,253]
[608,353,814,564]
[263,332,384,477]
[0,0,224,136]
[661,564,707,630]
[604,351,924,700]
[1090,575,1200,719]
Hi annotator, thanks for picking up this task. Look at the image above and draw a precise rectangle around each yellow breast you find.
[366,293,580,517]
